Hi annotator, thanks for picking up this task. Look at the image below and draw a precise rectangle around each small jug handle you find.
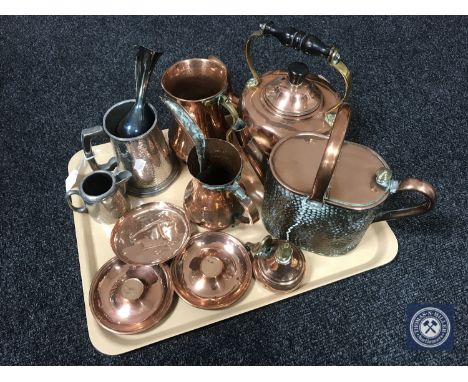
[244,22,351,122]
[373,178,437,222]
[226,180,260,225]
[81,126,118,171]
[115,170,132,186]
[65,189,87,213]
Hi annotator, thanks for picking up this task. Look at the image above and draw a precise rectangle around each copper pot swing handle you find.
[244,22,351,124]
[309,104,351,202]
[373,178,437,222]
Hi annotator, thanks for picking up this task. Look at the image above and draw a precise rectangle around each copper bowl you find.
[171,232,252,309]
[89,257,173,335]
[111,202,191,265]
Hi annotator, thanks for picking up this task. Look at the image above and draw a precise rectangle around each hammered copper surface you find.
[111,202,190,265]
[89,257,173,334]
[171,232,252,309]
[252,238,306,293]
[102,100,180,196]
[161,58,232,161]
[184,138,259,230]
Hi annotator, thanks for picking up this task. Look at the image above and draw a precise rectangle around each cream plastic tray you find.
[67,134,398,356]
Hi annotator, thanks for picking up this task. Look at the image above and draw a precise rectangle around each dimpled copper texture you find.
[89,257,173,335]
[171,232,252,309]
[111,202,191,265]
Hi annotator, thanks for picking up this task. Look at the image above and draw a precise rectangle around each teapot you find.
[238,22,351,182]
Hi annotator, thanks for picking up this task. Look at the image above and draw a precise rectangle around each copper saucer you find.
[171,232,252,309]
[89,257,174,335]
[111,202,191,265]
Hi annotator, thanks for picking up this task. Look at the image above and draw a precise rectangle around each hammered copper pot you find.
[161,56,241,162]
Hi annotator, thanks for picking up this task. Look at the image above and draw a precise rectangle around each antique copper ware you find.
[89,257,173,334]
[239,22,351,181]
[66,168,131,224]
[262,104,437,256]
[111,202,191,265]
[81,99,180,197]
[161,57,242,162]
[184,138,259,230]
[246,235,305,293]
[161,96,259,230]
[171,232,252,309]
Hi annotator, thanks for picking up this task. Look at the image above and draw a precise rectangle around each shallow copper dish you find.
[89,257,173,335]
[171,232,252,309]
[111,202,190,265]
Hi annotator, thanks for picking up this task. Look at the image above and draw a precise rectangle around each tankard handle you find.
[244,22,351,122]
[226,180,260,225]
[65,189,88,213]
[81,126,118,171]
[373,178,437,222]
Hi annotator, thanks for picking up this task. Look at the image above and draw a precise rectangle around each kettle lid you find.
[269,106,391,210]
[261,62,325,118]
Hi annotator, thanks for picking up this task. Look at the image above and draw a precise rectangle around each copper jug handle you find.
[373,177,437,222]
[309,104,351,202]
[224,180,260,225]
[243,22,351,124]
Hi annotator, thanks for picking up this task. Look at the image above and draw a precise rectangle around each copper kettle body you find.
[238,22,351,182]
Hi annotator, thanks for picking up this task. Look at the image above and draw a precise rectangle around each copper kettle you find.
[238,22,351,182]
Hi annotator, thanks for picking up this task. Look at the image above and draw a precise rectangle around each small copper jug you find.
[161,56,241,162]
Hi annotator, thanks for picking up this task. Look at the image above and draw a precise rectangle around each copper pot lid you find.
[89,257,173,335]
[111,202,191,265]
[261,62,324,118]
[247,236,305,292]
[269,133,392,210]
[171,232,252,309]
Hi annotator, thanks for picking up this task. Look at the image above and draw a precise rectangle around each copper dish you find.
[89,257,174,335]
[171,232,252,309]
[111,202,191,265]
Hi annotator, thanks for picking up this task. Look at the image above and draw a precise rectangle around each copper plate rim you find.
[171,232,253,310]
[89,257,174,335]
[252,252,306,293]
[110,201,191,266]
[269,133,392,210]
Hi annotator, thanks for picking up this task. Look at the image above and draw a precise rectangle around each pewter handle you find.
[244,22,351,121]
[65,189,87,213]
[81,126,118,171]
[226,180,259,225]
[373,178,437,222]
[309,103,350,202]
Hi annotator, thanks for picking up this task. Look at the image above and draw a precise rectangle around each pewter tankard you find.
[82,99,179,197]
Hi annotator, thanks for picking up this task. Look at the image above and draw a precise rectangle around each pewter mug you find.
[184,138,259,231]
[66,168,131,224]
[81,99,179,197]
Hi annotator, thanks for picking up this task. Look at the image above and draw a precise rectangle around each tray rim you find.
[67,142,398,356]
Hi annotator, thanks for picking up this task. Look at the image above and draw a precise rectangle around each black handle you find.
[262,22,332,58]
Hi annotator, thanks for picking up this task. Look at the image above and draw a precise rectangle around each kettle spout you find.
[160,95,206,171]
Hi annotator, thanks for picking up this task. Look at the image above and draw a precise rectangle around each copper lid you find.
[111,202,191,265]
[261,62,323,118]
[171,232,252,309]
[248,236,305,293]
[269,135,391,210]
[89,257,173,335]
